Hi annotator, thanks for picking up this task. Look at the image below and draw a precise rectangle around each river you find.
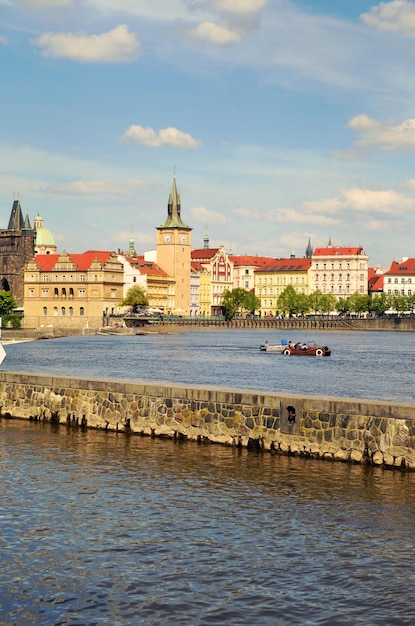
[1,329,415,625]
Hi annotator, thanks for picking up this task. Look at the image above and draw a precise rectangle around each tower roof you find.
[7,199,33,231]
[158,176,191,230]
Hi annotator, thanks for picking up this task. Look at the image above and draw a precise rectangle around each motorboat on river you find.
[282,341,331,357]
[259,339,288,352]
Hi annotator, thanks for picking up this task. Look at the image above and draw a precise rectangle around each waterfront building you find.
[127,255,174,313]
[156,176,192,315]
[230,255,271,291]
[191,246,233,316]
[34,214,57,255]
[0,198,36,304]
[310,246,368,298]
[255,257,312,317]
[190,264,201,316]
[383,257,415,297]
[23,250,124,330]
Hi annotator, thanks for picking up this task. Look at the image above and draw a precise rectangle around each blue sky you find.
[1,0,415,267]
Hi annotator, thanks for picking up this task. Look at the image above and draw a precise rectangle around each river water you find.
[1,330,415,625]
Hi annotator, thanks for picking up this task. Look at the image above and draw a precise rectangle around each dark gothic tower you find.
[0,198,36,304]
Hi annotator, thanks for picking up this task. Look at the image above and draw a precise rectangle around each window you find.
[43,307,47,316]
[61,307,66,316]
[80,307,85,316]
[53,307,58,316]
[69,307,73,317]
[42,289,49,297]
[360,274,364,281]
[79,290,86,298]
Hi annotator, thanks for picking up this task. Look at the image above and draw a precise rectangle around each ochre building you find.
[23,250,124,330]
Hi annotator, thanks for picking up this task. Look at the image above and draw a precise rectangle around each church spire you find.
[305,237,313,258]
[159,176,190,229]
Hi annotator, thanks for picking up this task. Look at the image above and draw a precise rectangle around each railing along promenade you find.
[123,315,415,332]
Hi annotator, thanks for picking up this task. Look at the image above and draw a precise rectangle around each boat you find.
[259,339,288,352]
[282,341,331,357]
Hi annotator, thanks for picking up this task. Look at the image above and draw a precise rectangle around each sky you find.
[1,0,415,267]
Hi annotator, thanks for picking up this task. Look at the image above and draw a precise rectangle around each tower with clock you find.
[156,176,192,315]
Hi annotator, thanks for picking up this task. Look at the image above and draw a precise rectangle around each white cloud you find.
[0,35,7,45]
[211,0,268,15]
[13,0,73,7]
[233,207,261,219]
[121,125,201,149]
[347,113,415,152]
[190,206,227,224]
[265,207,338,227]
[302,187,415,216]
[46,179,145,195]
[361,1,415,38]
[188,21,240,44]
[33,25,140,63]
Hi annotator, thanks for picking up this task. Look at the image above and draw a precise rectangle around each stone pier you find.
[1,371,415,469]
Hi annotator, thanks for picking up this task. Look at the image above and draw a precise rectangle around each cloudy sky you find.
[1,0,415,266]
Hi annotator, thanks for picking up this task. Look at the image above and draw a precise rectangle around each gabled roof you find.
[191,248,220,260]
[229,255,272,268]
[313,246,366,256]
[33,250,115,271]
[385,258,415,275]
[368,269,384,291]
[256,257,312,273]
[126,256,169,277]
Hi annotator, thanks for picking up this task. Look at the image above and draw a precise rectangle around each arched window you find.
[80,307,84,316]
[53,307,58,316]
[61,307,66,316]
[69,307,73,317]
[62,288,66,298]
[43,307,47,316]
[54,287,59,297]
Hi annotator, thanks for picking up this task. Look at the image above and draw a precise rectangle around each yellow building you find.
[255,257,312,316]
[23,250,124,330]
[156,176,192,315]
[191,246,233,315]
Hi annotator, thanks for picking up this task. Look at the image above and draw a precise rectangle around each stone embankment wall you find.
[1,371,415,470]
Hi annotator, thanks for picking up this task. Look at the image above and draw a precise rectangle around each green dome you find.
[34,214,56,247]
[36,226,56,247]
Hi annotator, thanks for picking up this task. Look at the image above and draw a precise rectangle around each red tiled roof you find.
[191,248,219,260]
[256,257,311,272]
[229,255,272,268]
[385,259,415,275]
[313,247,365,256]
[34,250,114,271]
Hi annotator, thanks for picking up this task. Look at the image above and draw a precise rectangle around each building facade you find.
[310,246,368,298]
[383,257,415,297]
[23,250,124,330]
[255,257,312,316]
[191,246,233,316]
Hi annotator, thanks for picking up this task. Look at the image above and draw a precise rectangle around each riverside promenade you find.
[1,371,415,470]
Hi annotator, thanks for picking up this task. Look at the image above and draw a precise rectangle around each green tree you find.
[368,293,390,317]
[243,291,261,315]
[308,289,324,315]
[0,290,17,316]
[119,285,149,312]
[221,288,260,320]
[336,297,351,316]
[277,285,299,317]
[320,293,337,315]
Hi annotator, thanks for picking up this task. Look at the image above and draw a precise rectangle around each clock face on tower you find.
[164,234,170,243]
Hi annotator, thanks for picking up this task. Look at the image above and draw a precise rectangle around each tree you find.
[221,288,261,320]
[119,285,149,312]
[277,285,299,317]
[0,290,17,315]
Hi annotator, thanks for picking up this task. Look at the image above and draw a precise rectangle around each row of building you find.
[1,178,413,329]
